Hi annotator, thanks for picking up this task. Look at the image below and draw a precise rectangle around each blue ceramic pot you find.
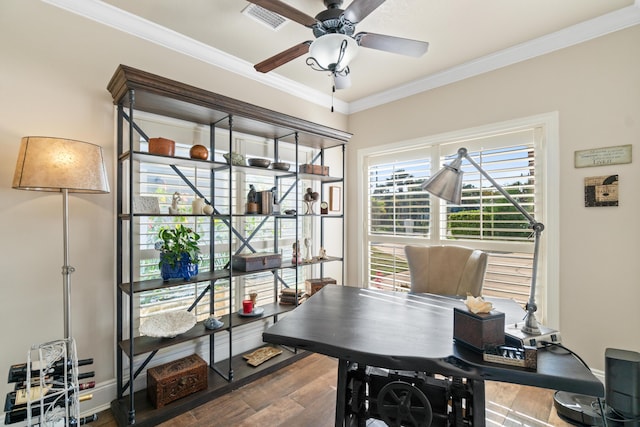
[160,253,198,281]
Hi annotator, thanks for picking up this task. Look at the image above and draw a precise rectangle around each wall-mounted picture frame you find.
[329,186,341,212]
[133,196,160,214]
[584,175,619,207]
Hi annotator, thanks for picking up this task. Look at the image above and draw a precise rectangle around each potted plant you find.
[155,224,201,281]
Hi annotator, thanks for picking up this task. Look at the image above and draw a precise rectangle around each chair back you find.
[404,245,488,297]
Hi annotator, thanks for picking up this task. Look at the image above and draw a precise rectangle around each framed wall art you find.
[584,175,619,207]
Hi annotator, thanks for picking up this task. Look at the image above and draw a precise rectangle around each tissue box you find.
[453,307,505,351]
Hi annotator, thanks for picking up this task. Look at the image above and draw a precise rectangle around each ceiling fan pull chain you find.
[331,74,337,112]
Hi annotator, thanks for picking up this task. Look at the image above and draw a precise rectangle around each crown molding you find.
[349,4,640,113]
[41,0,349,114]
[42,0,639,115]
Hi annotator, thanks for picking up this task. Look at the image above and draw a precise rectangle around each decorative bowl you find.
[223,152,245,166]
[272,162,291,171]
[248,158,271,168]
[140,311,196,338]
[189,144,209,160]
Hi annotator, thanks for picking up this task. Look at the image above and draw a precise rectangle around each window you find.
[359,114,559,325]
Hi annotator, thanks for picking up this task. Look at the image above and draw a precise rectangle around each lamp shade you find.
[13,136,110,193]
[421,157,464,205]
[309,34,358,72]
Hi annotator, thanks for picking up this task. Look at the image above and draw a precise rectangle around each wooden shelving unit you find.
[107,64,350,425]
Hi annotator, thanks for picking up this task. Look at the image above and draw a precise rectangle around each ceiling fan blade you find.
[254,42,311,73]
[246,0,317,27]
[334,73,351,90]
[356,32,429,57]
[343,0,386,24]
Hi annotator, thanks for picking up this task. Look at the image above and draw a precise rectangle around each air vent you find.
[242,4,287,31]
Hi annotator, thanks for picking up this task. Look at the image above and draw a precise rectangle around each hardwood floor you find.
[94,353,575,426]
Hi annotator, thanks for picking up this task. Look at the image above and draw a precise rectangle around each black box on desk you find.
[453,307,505,351]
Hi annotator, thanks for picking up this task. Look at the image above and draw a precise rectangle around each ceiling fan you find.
[249,0,429,89]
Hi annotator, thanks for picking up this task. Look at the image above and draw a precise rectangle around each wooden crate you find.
[305,277,337,296]
[147,354,208,409]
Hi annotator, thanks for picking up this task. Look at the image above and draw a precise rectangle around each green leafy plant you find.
[155,224,201,267]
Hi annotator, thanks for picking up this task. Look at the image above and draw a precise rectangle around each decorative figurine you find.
[246,184,258,214]
[291,240,302,264]
[304,237,313,262]
[192,196,205,214]
[271,186,280,214]
[169,192,181,214]
[303,187,319,214]
[318,246,327,259]
[248,184,257,203]
[204,315,224,330]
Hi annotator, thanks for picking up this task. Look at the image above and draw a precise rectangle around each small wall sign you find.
[584,175,619,207]
[575,144,631,168]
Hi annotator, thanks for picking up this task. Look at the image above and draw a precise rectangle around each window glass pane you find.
[441,144,535,242]
[368,158,431,237]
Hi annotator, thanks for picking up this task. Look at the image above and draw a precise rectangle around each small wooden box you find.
[147,354,208,409]
[305,277,336,296]
[299,164,329,176]
[232,253,282,272]
[453,307,505,351]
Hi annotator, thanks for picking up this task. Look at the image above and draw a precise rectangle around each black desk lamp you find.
[421,147,543,336]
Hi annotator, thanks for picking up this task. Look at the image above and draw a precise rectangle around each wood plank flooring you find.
[94,353,575,426]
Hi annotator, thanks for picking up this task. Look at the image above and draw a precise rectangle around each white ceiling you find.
[45,0,639,113]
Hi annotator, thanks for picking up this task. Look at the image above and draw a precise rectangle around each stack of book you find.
[279,288,306,305]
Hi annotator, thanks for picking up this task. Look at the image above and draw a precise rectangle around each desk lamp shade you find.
[13,136,110,193]
[420,156,464,205]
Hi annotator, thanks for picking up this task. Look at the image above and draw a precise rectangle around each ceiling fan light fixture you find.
[307,33,358,73]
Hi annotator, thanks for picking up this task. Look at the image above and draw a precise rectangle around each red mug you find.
[242,299,253,314]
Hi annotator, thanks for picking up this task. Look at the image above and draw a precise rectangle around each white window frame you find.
[356,112,560,328]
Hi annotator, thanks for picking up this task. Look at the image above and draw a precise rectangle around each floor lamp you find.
[13,136,110,339]
[421,147,544,336]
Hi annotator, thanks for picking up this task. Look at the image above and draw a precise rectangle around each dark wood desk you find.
[263,285,604,426]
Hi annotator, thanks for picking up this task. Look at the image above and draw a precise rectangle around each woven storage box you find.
[453,307,505,351]
[147,354,207,408]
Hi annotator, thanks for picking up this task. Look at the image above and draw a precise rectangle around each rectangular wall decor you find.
[584,175,619,207]
[575,144,631,168]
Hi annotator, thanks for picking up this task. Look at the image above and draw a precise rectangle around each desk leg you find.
[335,358,348,427]
[471,379,485,426]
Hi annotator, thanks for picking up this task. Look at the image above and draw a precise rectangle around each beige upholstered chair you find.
[404,245,488,297]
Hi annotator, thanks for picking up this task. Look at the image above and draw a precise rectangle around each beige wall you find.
[0,0,637,412]
[0,0,346,408]
[347,25,640,372]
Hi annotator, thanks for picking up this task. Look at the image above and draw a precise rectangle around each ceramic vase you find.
[160,253,198,281]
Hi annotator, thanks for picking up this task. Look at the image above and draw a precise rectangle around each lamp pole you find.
[455,148,543,335]
[62,188,76,339]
